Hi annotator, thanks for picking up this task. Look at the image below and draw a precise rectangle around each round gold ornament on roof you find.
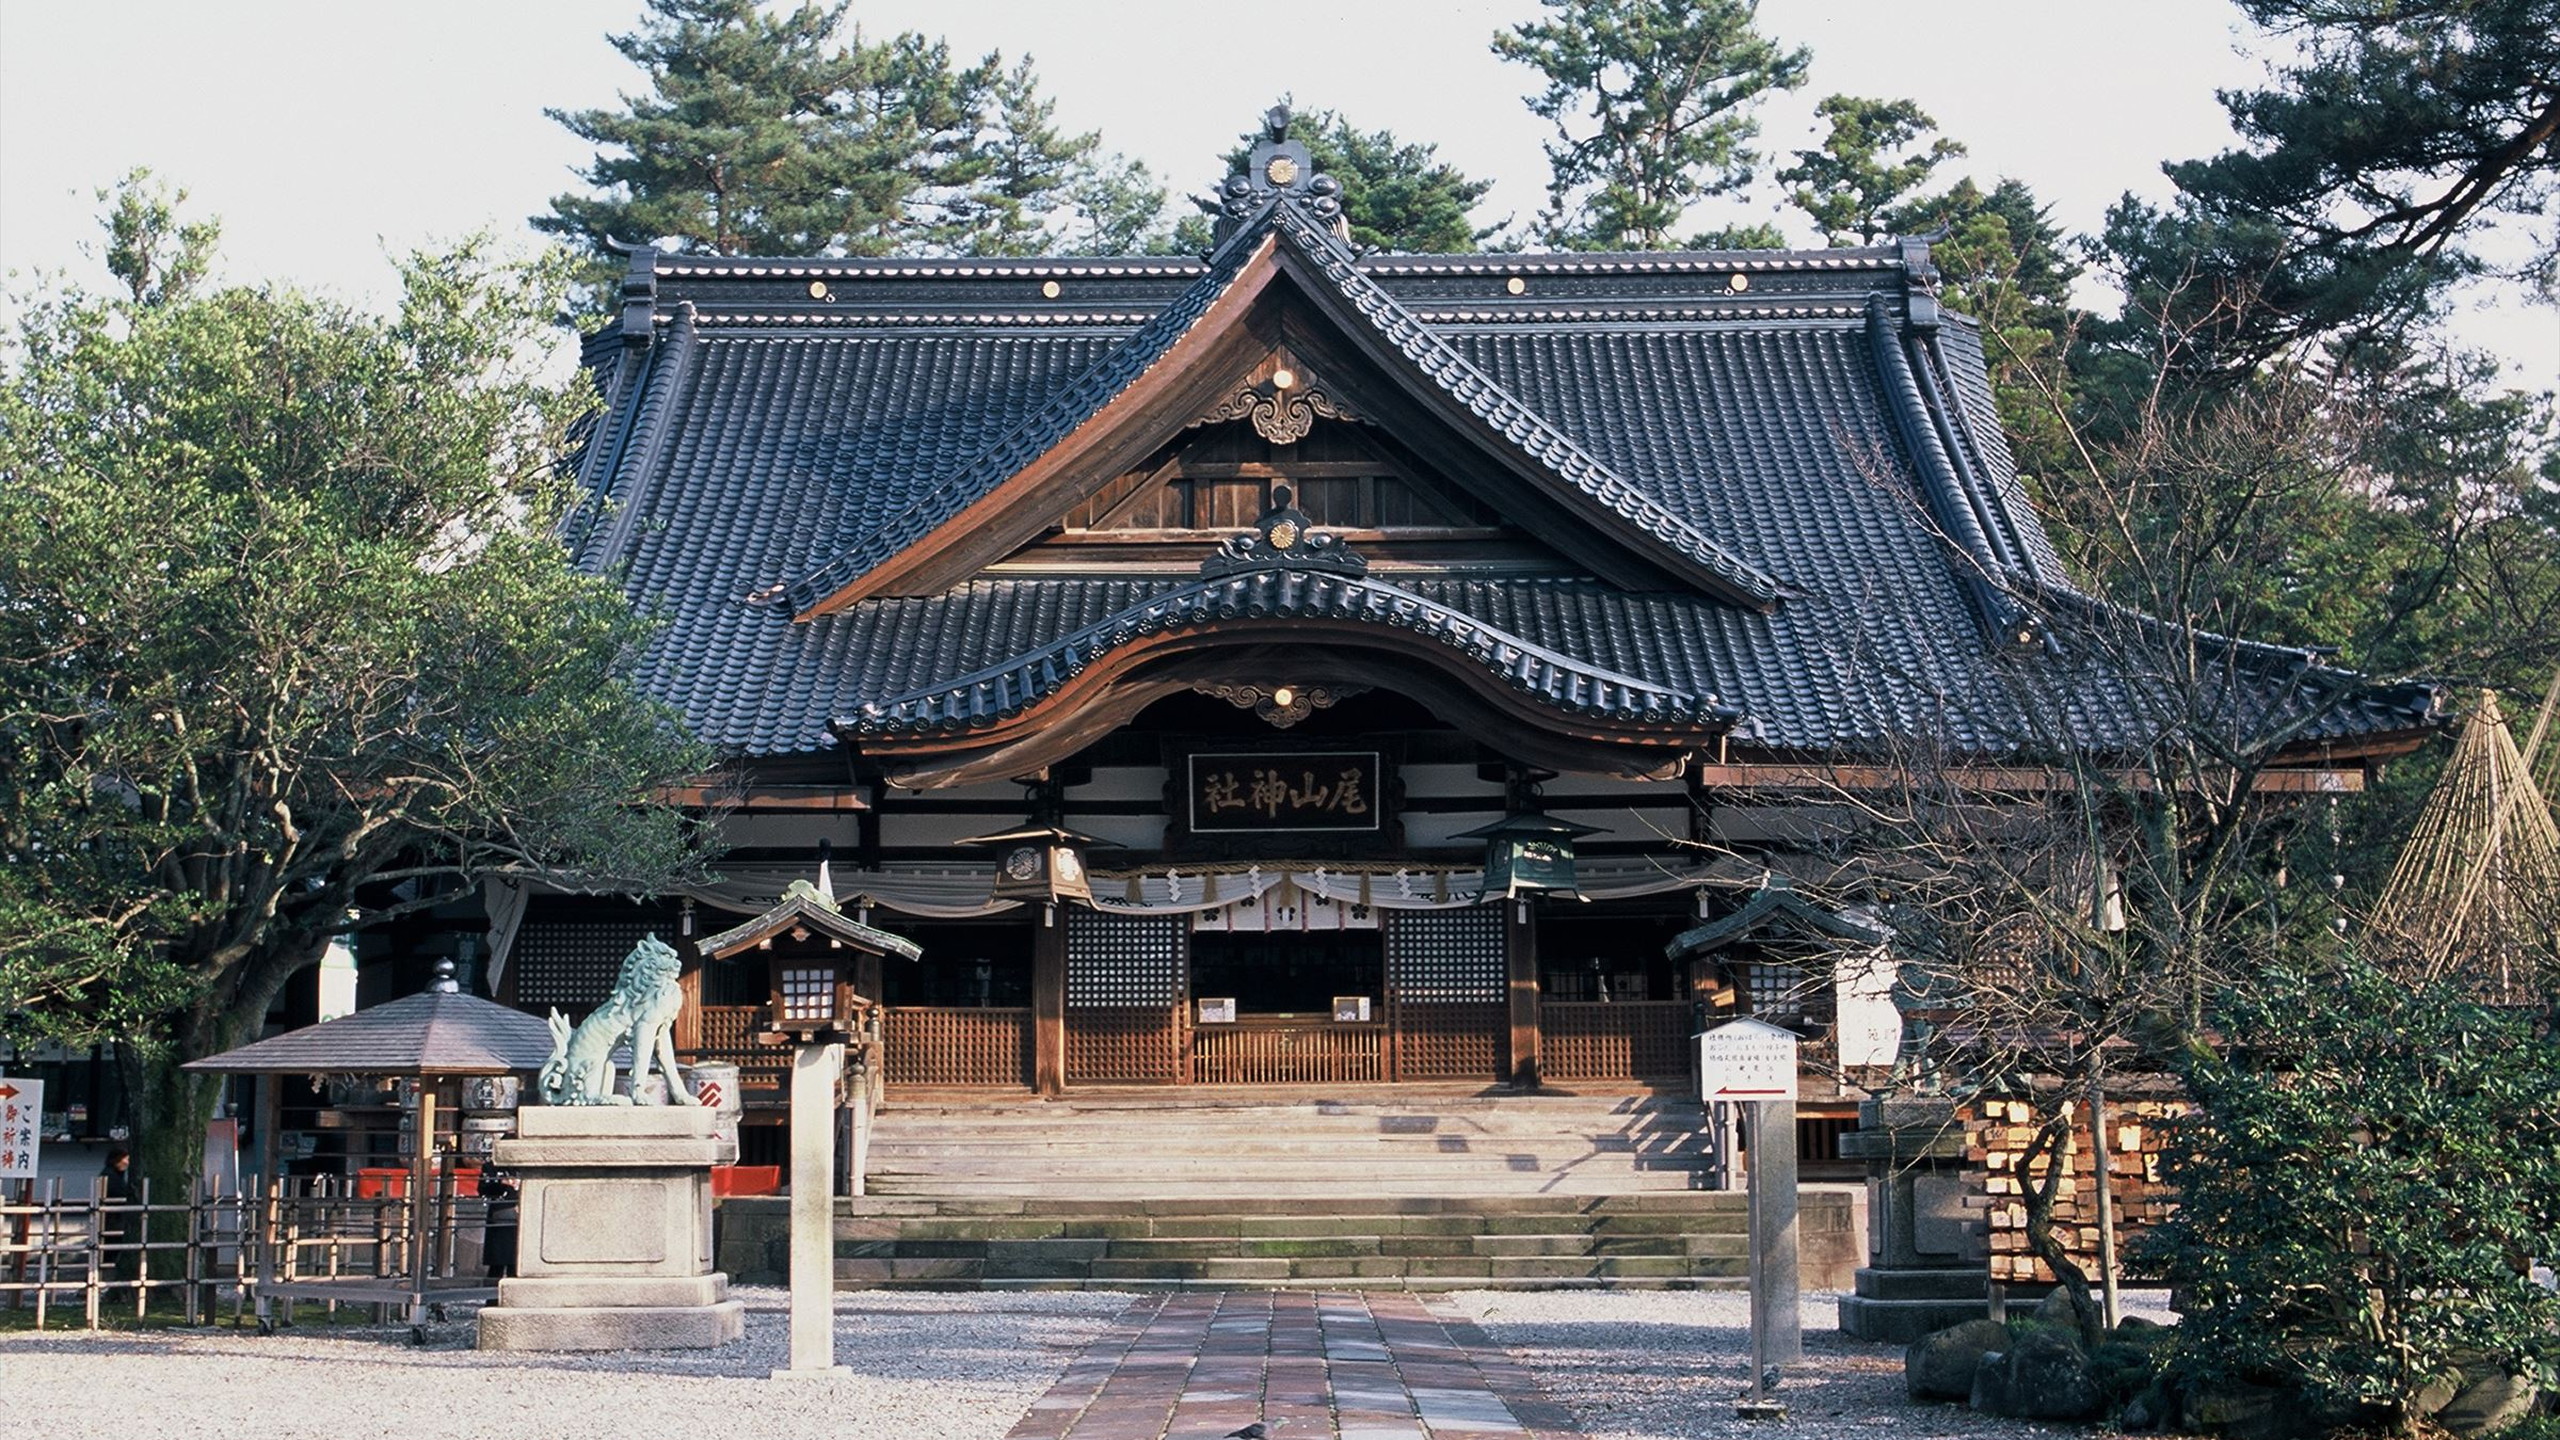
[1265,156,1300,186]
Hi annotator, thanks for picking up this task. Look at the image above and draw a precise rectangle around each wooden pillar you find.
[1504,899,1541,1088]
[1032,910,1066,1097]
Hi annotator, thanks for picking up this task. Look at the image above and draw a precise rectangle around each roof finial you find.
[429,958,460,995]
[1211,103,1346,246]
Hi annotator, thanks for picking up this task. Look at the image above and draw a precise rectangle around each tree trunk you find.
[2017,1101,2105,1350]
[2085,1070,2123,1330]
[116,935,328,1271]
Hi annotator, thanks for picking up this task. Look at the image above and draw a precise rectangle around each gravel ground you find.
[1445,1289,2181,1440]
[0,1287,1131,1440]
[7,1286,2183,1440]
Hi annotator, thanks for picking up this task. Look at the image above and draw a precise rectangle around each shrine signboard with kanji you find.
[1188,751,1382,833]
[0,1077,42,1180]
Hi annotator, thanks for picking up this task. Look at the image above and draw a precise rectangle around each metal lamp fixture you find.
[1453,810,1603,901]
[956,823,1105,906]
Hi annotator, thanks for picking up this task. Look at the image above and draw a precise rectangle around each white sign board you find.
[0,1077,42,1180]
[1697,1019,1799,1102]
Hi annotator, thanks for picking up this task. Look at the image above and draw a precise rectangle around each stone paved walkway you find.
[1004,1291,1587,1440]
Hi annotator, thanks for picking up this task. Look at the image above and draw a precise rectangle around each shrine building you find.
[470,120,2435,1162]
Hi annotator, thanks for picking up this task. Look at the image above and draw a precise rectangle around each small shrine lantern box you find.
[694,880,924,1042]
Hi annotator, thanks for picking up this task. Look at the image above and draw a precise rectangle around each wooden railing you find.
[1395,1003,1506,1080]
[884,1006,1033,1087]
[686,1004,788,1098]
[1066,1008,1182,1084]
[1192,1018,1384,1084]
[1542,1001,1695,1080]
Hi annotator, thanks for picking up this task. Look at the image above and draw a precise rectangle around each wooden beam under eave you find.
[658,784,870,812]
[1689,762,2370,794]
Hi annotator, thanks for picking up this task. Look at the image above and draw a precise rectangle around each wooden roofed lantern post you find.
[695,877,921,1379]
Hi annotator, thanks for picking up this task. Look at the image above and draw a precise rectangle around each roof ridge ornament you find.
[1213,103,1348,245]
[1200,484,1368,579]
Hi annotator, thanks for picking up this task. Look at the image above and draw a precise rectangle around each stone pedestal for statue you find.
[1836,1096,1990,1343]
[476,1106,745,1351]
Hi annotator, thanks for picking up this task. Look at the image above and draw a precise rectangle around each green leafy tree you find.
[93,167,221,308]
[2140,958,2560,1429]
[1779,94,1964,246]
[1494,0,1810,249]
[0,183,713,1198]
[1210,104,1498,253]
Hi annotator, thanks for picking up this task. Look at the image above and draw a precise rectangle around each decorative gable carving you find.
[1194,377,1363,446]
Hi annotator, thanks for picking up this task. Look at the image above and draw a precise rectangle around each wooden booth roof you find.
[185,964,556,1076]
[565,123,2439,780]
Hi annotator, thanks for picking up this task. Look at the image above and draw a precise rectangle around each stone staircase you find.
[862,1087,1717,1197]
[712,1088,1861,1291]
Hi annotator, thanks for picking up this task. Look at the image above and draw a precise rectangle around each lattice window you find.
[1065,911,1186,1007]
[1385,906,1504,1003]
[510,902,680,1010]
[1744,959,1831,1029]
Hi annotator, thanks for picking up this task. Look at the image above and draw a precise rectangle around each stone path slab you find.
[1004,1291,1585,1440]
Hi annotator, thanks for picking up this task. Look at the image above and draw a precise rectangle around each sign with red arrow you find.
[0,1077,41,1180]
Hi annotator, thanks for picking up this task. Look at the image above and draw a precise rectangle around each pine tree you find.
[537,0,908,259]
[1493,0,1809,250]
[541,5,1168,268]
[1779,95,1964,246]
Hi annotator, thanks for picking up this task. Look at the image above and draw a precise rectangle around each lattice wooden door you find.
[1385,906,1507,1080]
[1064,911,1187,1083]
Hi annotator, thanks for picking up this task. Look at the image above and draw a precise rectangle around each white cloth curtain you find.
[481,875,534,993]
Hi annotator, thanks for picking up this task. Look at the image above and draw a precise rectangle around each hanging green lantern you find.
[1453,811,1603,899]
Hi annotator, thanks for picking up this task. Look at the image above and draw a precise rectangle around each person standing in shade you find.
[479,1169,519,1280]
[98,1147,137,1295]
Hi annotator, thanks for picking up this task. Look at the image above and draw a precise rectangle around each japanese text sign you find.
[1697,1019,1799,1102]
[0,1077,42,1179]
[1188,752,1382,833]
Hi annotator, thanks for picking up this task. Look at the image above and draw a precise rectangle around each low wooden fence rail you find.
[2,1174,490,1331]
[1192,1020,1385,1084]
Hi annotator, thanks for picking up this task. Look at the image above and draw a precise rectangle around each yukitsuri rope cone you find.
[2369,682,2560,1004]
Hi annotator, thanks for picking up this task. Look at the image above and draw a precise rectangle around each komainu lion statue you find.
[539,933,697,1106]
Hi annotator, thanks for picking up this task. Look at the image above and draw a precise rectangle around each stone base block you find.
[1838,1293,1990,1345]
[1851,1265,1988,1302]
[496,1273,731,1309]
[476,1299,744,1352]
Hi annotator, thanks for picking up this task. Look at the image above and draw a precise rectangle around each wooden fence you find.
[1192,1020,1385,1084]
[885,1007,1034,1086]
[1542,1001,1695,1080]
[1,1174,491,1331]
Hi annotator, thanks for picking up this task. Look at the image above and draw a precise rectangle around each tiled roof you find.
[185,985,558,1075]
[849,567,1739,736]
[571,208,2440,762]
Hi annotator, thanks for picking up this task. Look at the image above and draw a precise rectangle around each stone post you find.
[1835,1096,1987,1342]
[776,1040,847,1379]
[1747,1098,1802,1365]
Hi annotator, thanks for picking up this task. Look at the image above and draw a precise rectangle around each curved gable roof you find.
[779,199,1782,616]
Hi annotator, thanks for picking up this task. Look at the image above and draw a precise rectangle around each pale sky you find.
[2,0,2552,389]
